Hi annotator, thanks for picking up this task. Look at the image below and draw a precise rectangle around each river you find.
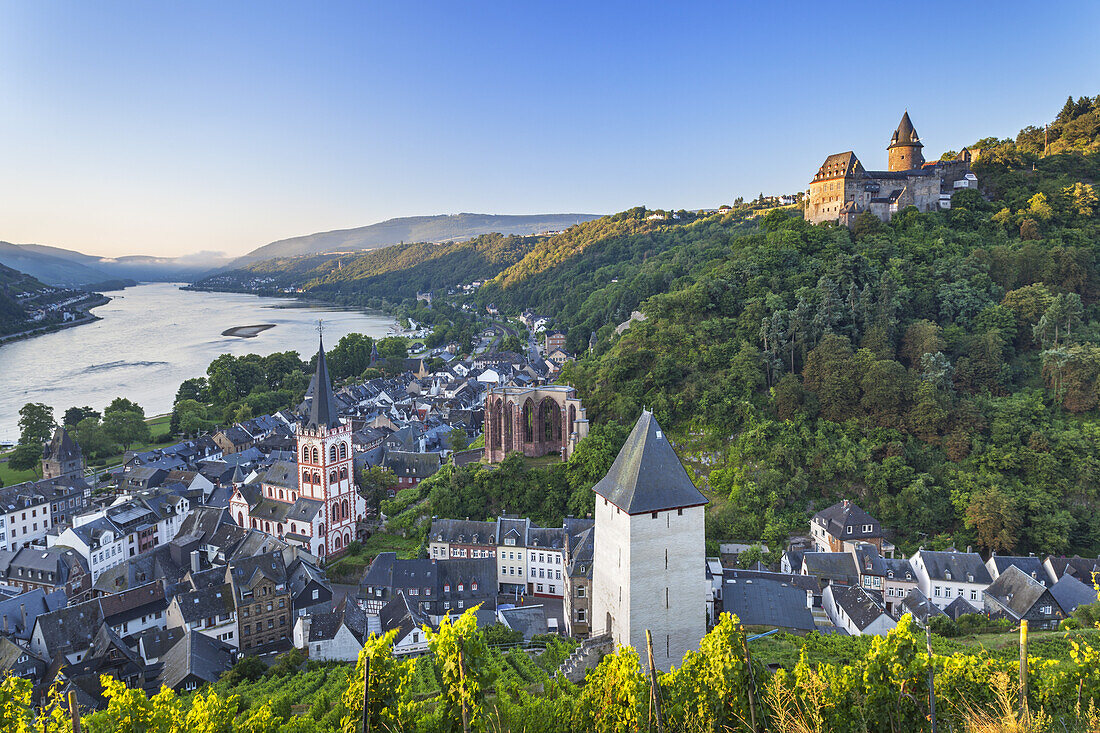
[0,282,396,443]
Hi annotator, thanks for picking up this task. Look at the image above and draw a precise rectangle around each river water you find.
[0,282,396,443]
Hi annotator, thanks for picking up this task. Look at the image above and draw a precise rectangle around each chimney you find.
[966,546,971,554]
[2,614,7,634]
[190,550,201,574]
[19,603,27,631]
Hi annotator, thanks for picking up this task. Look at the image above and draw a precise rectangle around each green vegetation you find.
[323,533,422,581]
[8,608,1100,732]
[542,104,1100,558]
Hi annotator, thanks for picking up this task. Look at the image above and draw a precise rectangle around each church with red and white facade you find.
[230,335,366,559]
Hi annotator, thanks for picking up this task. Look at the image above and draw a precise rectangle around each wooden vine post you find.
[739,625,759,733]
[457,634,471,733]
[1019,620,1029,720]
[68,690,82,733]
[644,629,664,733]
[361,654,371,733]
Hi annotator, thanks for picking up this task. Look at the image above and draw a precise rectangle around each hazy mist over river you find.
[0,282,394,443]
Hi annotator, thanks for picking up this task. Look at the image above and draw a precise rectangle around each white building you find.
[910,549,992,609]
[823,584,895,636]
[0,485,52,552]
[591,410,708,671]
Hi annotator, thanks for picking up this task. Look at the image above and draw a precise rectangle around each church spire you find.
[306,327,342,430]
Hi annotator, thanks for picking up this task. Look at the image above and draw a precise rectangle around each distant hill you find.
[0,242,231,286]
[0,241,118,288]
[230,213,599,267]
[0,262,50,335]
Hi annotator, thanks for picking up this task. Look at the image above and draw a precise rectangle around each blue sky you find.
[1,1,1097,257]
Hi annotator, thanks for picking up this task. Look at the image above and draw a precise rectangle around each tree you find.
[103,409,151,450]
[1033,292,1084,348]
[18,402,54,448]
[802,334,858,422]
[104,397,144,418]
[428,607,490,732]
[341,629,411,732]
[72,416,114,459]
[63,406,99,427]
[357,465,398,513]
[965,486,1021,553]
[447,427,469,453]
[7,442,42,474]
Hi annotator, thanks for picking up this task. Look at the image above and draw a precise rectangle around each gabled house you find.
[983,565,1065,630]
[910,550,991,609]
[824,584,895,636]
[157,630,236,693]
[1043,555,1100,586]
[293,597,370,662]
[810,500,885,553]
[986,554,1048,586]
[1049,575,1098,615]
[899,588,947,626]
[379,592,430,656]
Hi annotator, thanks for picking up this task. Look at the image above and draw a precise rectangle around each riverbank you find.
[0,294,111,347]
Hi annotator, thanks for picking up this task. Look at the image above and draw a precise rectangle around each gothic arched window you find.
[339,443,348,460]
[341,499,348,520]
[339,467,348,480]
[302,470,310,485]
[312,472,320,484]
[329,445,338,462]
[311,447,319,463]
[329,470,337,484]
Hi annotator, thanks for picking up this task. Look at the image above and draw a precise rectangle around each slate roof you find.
[172,583,234,623]
[889,111,922,148]
[943,596,980,621]
[882,557,916,582]
[989,555,1047,584]
[379,592,428,641]
[984,565,1053,619]
[0,588,66,639]
[914,550,991,584]
[308,598,369,644]
[811,501,880,541]
[498,605,548,640]
[136,627,185,661]
[383,450,442,480]
[1049,575,1098,615]
[430,519,497,545]
[306,335,343,430]
[44,427,81,461]
[801,552,860,586]
[833,585,889,631]
[723,568,824,594]
[159,630,235,690]
[591,410,707,515]
[258,461,299,491]
[722,577,816,631]
[1046,556,1100,584]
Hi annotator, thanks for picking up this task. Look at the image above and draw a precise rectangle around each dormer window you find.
[846,526,853,535]
[945,571,952,580]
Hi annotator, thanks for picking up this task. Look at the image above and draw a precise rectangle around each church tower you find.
[591,410,708,671]
[888,111,925,171]
[297,333,360,557]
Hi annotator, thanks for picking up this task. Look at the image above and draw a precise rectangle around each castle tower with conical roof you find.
[591,410,708,671]
[888,111,925,171]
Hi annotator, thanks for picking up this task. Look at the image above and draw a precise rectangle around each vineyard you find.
[5,607,1100,733]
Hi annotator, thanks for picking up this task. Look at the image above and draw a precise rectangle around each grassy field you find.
[324,531,423,582]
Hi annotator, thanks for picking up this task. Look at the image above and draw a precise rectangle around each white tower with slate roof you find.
[591,410,708,671]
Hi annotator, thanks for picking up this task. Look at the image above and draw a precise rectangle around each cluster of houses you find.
[706,500,1099,637]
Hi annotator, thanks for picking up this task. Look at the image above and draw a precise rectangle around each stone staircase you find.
[558,633,614,683]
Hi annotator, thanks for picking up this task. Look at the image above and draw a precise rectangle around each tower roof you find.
[889,111,923,149]
[591,410,707,515]
[305,335,342,430]
[44,426,81,461]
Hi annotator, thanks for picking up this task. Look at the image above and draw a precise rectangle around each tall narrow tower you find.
[297,332,360,557]
[888,111,925,171]
[591,410,708,671]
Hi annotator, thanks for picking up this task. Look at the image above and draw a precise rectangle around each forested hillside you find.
[0,262,40,334]
[558,97,1100,559]
[193,233,539,305]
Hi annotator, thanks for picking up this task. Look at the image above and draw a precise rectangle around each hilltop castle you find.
[805,112,978,226]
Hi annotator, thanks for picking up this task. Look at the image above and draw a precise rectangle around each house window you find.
[549,585,555,594]
[458,584,464,592]
[846,526,852,534]
[934,586,941,597]
[1041,605,1052,615]
[472,581,478,591]
[971,590,978,600]
[576,609,586,622]
[576,586,586,598]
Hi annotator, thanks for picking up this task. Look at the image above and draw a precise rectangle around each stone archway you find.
[482,385,590,463]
